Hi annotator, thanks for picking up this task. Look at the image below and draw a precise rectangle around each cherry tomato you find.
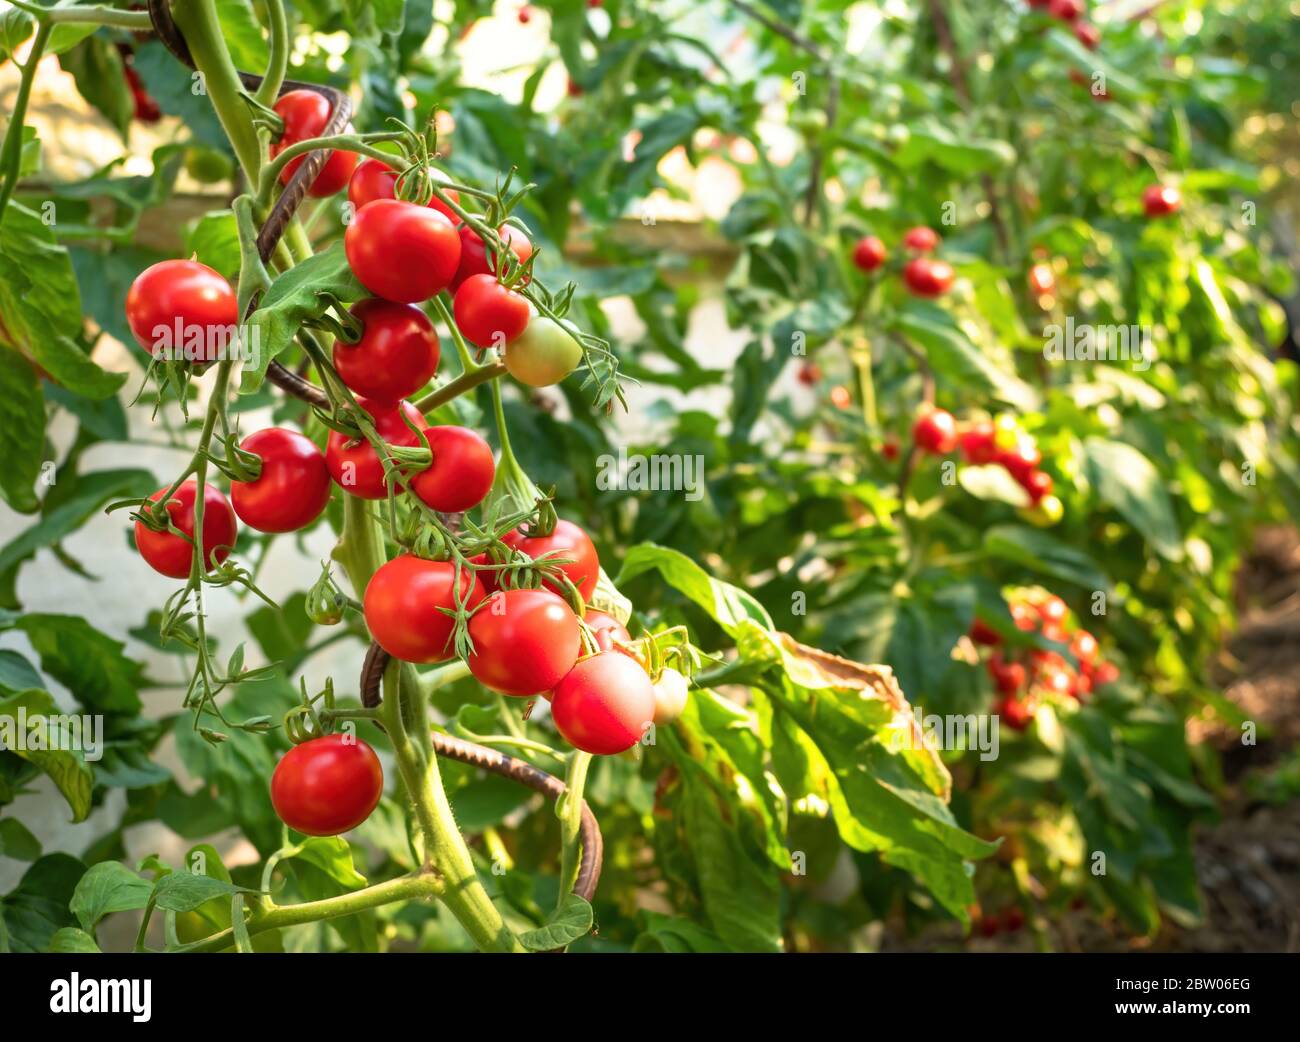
[347,158,461,223]
[1021,469,1054,503]
[959,420,998,464]
[453,274,530,348]
[796,361,822,386]
[1037,595,1069,627]
[271,90,358,197]
[584,609,631,652]
[125,259,238,362]
[881,435,901,461]
[517,5,533,23]
[270,734,383,836]
[913,408,958,455]
[1011,602,1037,631]
[1070,630,1099,664]
[135,480,237,579]
[996,435,1042,482]
[326,398,428,500]
[1023,493,1064,526]
[345,200,462,303]
[550,652,656,755]
[969,617,1002,646]
[230,428,331,533]
[334,299,440,404]
[1142,184,1181,217]
[902,257,955,298]
[1073,20,1100,49]
[987,652,1026,696]
[1092,661,1119,687]
[830,384,853,410]
[451,223,533,291]
[1027,262,1056,295]
[364,555,486,662]
[997,695,1034,732]
[851,235,886,272]
[504,315,583,387]
[409,425,496,513]
[902,226,940,252]
[1048,0,1083,21]
[468,588,581,696]
[651,667,689,725]
[502,519,600,600]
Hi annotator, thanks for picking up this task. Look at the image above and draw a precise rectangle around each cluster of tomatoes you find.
[850,225,955,299]
[969,590,1117,731]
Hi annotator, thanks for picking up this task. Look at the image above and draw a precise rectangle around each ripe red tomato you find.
[829,385,853,410]
[1038,665,1075,697]
[451,223,533,291]
[326,398,428,500]
[1002,907,1026,932]
[987,652,1026,696]
[881,434,901,461]
[1092,661,1119,687]
[996,435,1042,482]
[969,617,1002,646]
[271,90,358,197]
[550,652,657,754]
[1073,20,1100,49]
[1142,184,1182,217]
[347,158,461,223]
[453,274,530,348]
[1011,602,1037,631]
[584,609,631,652]
[902,257,955,298]
[997,695,1034,731]
[231,428,331,533]
[468,589,581,696]
[333,299,440,403]
[1048,0,1083,20]
[345,200,462,303]
[959,420,998,464]
[270,734,383,836]
[1021,469,1054,503]
[517,4,532,23]
[125,259,238,362]
[651,667,689,725]
[851,235,887,272]
[1037,594,1068,627]
[501,519,600,600]
[902,226,940,252]
[135,480,237,578]
[1070,629,1098,663]
[913,408,958,455]
[1027,262,1056,295]
[409,425,496,513]
[797,361,822,386]
[504,315,583,387]
[364,555,486,662]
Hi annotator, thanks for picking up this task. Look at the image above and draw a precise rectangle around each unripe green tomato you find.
[651,667,689,726]
[1021,494,1064,527]
[504,315,583,387]
[184,147,234,184]
[305,580,345,625]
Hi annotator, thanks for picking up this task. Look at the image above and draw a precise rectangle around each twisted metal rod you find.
[147,0,603,909]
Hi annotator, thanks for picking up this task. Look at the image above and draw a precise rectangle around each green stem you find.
[253,0,289,107]
[0,20,50,222]
[258,134,406,204]
[178,873,442,953]
[556,751,592,908]
[35,4,152,28]
[413,361,506,414]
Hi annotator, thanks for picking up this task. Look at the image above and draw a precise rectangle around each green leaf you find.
[277,835,367,892]
[0,349,44,513]
[0,853,84,953]
[518,894,594,950]
[616,543,775,638]
[59,35,133,138]
[892,122,1016,174]
[892,307,1039,412]
[1083,438,1183,560]
[958,464,1031,507]
[0,689,94,822]
[241,243,366,392]
[983,524,1112,591]
[7,614,144,714]
[48,926,101,952]
[0,817,41,860]
[152,870,252,914]
[184,209,241,280]
[217,0,271,70]
[631,911,730,953]
[69,861,153,933]
[246,592,315,672]
[0,650,42,694]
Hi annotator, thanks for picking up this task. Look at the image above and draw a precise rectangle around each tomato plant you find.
[0,0,1296,963]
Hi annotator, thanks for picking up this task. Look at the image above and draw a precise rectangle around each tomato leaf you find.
[0,689,94,822]
[0,349,44,513]
[58,35,133,139]
[616,543,775,637]
[1083,437,1183,560]
[184,209,242,281]
[983,524,1112,591]
[0,817,41,861]
[48,927,101,952]
[518,893,594,951]
[152,870,254,914]
[0,853,85,954]
[5,614,145,714]
[69,861,154,933]
[241,243,366,393]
